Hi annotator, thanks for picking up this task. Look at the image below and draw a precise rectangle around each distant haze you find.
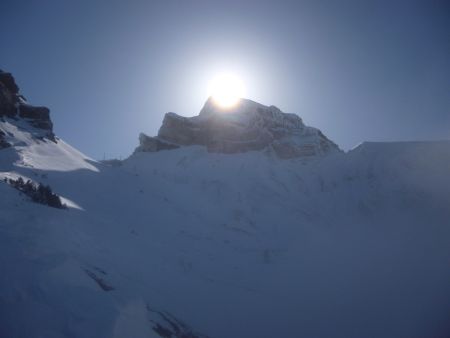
[0,0,448,159]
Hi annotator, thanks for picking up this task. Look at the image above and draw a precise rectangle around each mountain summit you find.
[136,97,340,158]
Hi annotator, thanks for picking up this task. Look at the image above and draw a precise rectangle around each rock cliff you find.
[0,69,55,148]
[137,97,340,158]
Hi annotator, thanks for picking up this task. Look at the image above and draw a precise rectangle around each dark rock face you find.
[136,98,341,159]
[19,104,53,131]
[18,104,50,120]
[0,70,20,119]
[135,133,179,153]
[0,130,11,149]
[0,71,19,94]
[0,69,55,141]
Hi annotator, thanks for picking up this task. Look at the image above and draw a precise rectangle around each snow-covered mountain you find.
[137,97,340,158]
[1,71,450,338]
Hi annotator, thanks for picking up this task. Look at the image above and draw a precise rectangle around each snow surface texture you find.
[0,73,450,338]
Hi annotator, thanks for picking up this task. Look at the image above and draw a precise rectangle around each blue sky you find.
[0,0,449,159]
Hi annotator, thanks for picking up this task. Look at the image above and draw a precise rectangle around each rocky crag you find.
[136,97,340,159]
[0,70,55,148]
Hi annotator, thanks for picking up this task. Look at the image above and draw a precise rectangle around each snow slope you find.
[0,70,449,338]
[0,119,449,338]
[0,119,97,173]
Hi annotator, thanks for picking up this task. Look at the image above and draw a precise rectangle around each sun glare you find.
[208,72,246,108]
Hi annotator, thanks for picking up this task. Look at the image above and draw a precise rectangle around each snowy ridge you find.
[0,118,97,172]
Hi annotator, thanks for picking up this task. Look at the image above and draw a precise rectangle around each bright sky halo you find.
[208,72,246,108]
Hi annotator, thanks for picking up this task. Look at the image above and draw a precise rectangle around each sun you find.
[208,72,246,108]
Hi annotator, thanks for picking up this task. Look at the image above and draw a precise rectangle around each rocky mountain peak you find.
[0,69,55,149]
[136,97,341,158]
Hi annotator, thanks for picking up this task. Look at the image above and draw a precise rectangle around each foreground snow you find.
[0,125,449,338]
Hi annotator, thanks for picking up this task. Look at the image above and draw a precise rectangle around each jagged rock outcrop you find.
[0,69,54,143]
[0,126,11,149]
[18,104,53,131]
[0,71,19,118]
[137,97,340,159]
[135,133,180,153]
[0,130,10,149]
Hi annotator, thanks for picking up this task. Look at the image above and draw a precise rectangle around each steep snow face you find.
[0,119,97,172]
[137,98,340,158]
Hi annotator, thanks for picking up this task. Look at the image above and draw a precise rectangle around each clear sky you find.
[0,0,449,159]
